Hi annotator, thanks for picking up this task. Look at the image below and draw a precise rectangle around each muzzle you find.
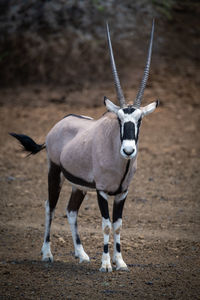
[120,140,137,159]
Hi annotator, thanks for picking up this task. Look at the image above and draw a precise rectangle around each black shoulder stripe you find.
[63,114,92,120]
[108,160,130,196]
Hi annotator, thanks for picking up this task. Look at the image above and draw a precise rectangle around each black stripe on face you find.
[123,107,136,114]
[123,121,135,140]
[136,118,142,143]
[118,118,123,142]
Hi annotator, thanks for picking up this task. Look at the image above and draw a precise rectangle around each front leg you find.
[97,191,112,272]
[112,191,129,271]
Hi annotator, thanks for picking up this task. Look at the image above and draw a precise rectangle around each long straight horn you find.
[133,19,155,108]
[106,22,126,108]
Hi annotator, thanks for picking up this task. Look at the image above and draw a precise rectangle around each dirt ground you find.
[0,71,200,300]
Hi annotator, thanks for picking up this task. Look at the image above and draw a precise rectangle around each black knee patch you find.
[116,243,121,253]
[76,235,81,245]
[45,234,50,243]
[104,244,109,253]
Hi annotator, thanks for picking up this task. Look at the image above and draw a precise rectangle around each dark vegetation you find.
[0,0,199,90]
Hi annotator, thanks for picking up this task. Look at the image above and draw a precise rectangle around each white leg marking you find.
[100,217,112,272]
[113,218,128,271]
[115,191,128,203]
[41,200,54,262]
[67,210,90,263]
[99,191,109,201]
[41,242,53,262]
[102,217,112,234]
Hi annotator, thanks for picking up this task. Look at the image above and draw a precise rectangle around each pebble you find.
[145,281,153,285]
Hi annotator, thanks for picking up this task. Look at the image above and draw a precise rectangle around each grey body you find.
[47,112,136,194]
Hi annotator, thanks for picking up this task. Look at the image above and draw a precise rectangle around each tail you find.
[9,133,46,156]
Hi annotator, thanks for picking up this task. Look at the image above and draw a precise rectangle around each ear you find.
[141,100,159,116]
[104,97,120,114]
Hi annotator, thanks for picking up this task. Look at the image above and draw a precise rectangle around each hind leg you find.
[66,187,89,263]
[41,161,63,262]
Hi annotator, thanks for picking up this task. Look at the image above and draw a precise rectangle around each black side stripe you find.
[60,160,130,196]
[60,165,96,189]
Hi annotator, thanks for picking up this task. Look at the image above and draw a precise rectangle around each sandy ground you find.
[0,77,200,299]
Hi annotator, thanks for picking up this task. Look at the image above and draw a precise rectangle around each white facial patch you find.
[118,108,141,123]
[120,140,137,159]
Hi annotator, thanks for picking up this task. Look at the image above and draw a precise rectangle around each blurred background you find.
[0,0,199,106]
[0,1,200,298]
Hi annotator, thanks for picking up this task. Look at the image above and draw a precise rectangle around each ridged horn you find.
[133,19,155,108]
[106,22,126,108]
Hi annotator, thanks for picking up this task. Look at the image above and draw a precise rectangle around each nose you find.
[123,147,135,156]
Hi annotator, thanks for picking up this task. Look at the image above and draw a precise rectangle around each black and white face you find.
[105,98,159,160]
[117,106,142,159]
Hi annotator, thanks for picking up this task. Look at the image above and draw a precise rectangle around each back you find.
[46,114,95,166]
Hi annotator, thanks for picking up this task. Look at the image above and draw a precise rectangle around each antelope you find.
[10,21,159,272]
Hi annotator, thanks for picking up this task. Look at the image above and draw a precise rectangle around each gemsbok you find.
[10,21,159,272]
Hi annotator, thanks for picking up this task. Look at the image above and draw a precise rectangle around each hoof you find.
[41,243,53,263]
[75,247,90,263]
[41,250,53,263]
[99,266,112,273]
[79,256,90,264]
[42,255,53,263]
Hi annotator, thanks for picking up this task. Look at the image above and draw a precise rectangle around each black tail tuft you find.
[9,133,46,155]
